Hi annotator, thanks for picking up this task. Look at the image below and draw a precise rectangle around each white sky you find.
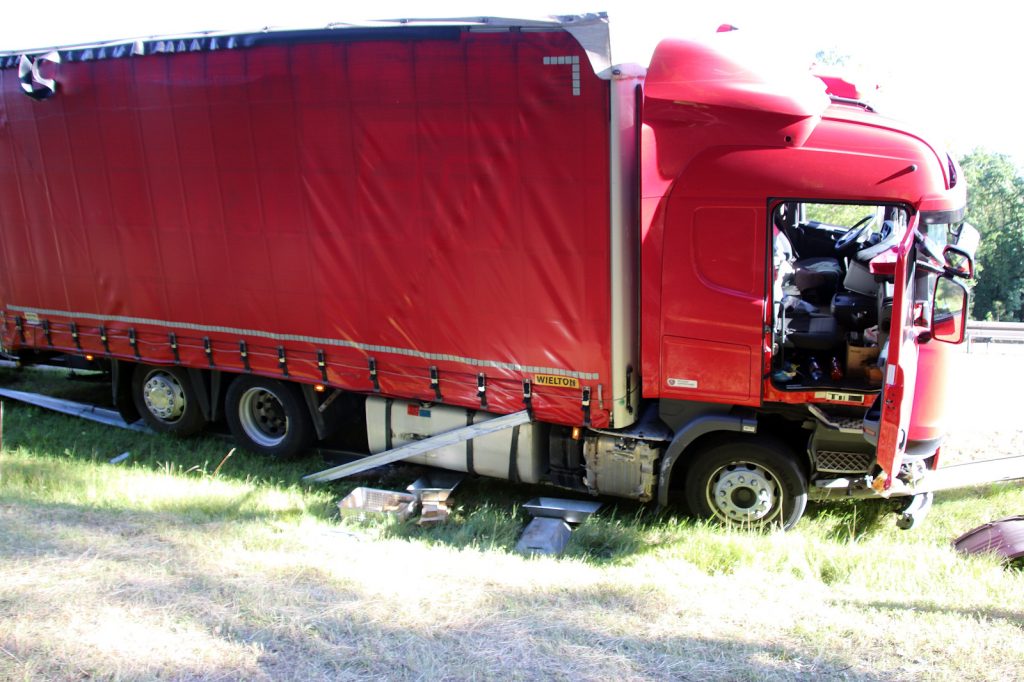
[3,0,1018,165]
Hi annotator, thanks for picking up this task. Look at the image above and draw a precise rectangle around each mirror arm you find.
[943,266,965,279]
[915,231,946,264]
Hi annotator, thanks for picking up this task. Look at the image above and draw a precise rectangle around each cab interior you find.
[770,201,906,391]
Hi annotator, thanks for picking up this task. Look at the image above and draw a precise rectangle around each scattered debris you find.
[304,410,530,483]
[516,497,603,556]
[338,487,417,523]
[953,516,1024,564]
[0,387,152,433]
[323,528,363,540]
[522,497,602,524]
[108,451,131,464]
[407,470,464,525]
[212,448,235,477]
[516,517,573,555]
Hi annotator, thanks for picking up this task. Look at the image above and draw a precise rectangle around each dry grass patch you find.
[4,492,1023,681]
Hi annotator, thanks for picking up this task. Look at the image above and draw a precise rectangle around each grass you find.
[1,362,1024,680]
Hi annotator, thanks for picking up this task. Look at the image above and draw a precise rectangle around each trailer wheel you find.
[684,437,807,530]
[131,365,207,436]
[225,376,313,458]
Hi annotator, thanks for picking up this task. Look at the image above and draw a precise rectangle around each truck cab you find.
[640,38,974,527]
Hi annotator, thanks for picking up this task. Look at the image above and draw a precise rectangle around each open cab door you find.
[863,213,922,490]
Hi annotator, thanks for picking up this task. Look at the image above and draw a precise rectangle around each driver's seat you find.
[792,257,843,302]
[776,228,843,303]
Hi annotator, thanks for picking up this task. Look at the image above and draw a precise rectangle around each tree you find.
[959,149,1024,320]
[813,48,851,67]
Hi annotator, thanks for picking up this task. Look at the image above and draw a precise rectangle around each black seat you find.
[785,312,843,350]
[792,257,843,301]
[775,228,843,304]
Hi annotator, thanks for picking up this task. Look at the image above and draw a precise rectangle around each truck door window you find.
[770,201,907,392]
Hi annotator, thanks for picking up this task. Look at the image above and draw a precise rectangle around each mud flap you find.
[186,368,213,422]
[110,359,140,425]
[300,383,330,441]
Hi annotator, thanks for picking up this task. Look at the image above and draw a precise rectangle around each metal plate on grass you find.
[522,497,602,524]
[516,517,573,556]
[406,470,465,503]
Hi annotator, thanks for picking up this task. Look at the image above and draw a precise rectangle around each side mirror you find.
[931,277,969,344]
[953,222,979,258]
[943,245,973,279]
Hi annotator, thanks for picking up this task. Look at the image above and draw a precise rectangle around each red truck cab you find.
[640,38,973,526]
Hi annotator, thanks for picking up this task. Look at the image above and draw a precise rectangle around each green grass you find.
[2,365,1022,574]
[2,365,1024,680]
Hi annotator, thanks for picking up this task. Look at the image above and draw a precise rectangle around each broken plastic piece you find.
[953,516,1024,564]
[109,451,131,464]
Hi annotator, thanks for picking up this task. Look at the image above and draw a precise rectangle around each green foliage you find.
[802,203,873,227]
[814,48,851,67]
[959,148,1024,320]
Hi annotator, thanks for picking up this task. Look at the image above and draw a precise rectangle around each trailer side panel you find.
[0,28,613,427]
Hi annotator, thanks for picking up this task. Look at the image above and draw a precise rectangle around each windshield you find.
[798,204,906,240]
[918,209,969,249]
[920,221,957,248]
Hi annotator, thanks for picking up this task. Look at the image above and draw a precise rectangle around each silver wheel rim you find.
[238,386,288,447]
[705,461,783,525]
[142,370,187,423]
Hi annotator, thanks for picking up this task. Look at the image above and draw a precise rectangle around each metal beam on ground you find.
[0,387,153,433]
[303,409,532,483]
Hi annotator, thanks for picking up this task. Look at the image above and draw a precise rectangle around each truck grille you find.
[816,450,873,474]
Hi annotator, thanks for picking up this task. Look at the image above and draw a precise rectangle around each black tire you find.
[225,375,314,458]
[131,364,208,436]
[684,437,808,530]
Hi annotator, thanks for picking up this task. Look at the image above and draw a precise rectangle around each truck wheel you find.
[132,365,207,436]
[225,376,313,458]
[684,437,807,530]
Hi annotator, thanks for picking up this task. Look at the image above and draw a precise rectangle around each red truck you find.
[0,14,976,528]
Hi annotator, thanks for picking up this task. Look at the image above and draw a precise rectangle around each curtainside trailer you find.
[0,14,977,528]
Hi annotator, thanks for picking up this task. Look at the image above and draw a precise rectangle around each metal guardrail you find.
[965,320,1024,351]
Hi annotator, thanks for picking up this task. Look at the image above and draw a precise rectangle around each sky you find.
[3,0,1019,166]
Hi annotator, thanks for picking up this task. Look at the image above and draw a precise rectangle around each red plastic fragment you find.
[953,516,1024,562]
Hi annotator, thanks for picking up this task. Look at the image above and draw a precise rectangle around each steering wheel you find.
[834,214,876,253]
[853,219,898,262]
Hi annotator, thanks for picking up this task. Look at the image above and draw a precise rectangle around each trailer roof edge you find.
[0,13,614,77]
